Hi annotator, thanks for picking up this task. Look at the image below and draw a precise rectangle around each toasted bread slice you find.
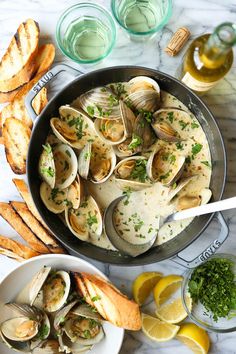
[0,234,39,261]
[0,202,50,253]
[74,272,141,330]
[0,19,39,92]
[10,201,65,254]
[0,86,21,103]
[33,44,55,75]
[0,87,47,136]
[3,118,31,174]
[12,178,51,231]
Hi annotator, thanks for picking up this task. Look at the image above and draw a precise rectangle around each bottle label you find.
[181,72,220,92]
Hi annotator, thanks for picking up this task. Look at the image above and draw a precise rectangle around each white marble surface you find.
[0,0,236,353]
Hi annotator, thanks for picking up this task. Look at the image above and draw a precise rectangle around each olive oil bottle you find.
[177,22,236,93]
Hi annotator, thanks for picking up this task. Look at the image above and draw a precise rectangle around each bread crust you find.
[0,234,39,260]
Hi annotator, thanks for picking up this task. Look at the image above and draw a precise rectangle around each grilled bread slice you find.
[0,19,39,93]
[33,44,55,75]
[12,178,51,231]
[3,118,31,174]
[0,202,49,254]
[10,201,65,254]
[0,234,39,261]
[74,272,142,330]
[0,86,22,103]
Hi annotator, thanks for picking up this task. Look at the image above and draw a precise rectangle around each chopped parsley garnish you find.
[41,167,55,177]
[122,187,132,205]
[191,122,199,129]
[65,149,71,157]
[80,201,88,208]
[192,143,203,157]
[100,87,107,92]
[188,258,236,321]
[87,212,98,227]
[108,94,119,107]
[130,159,148,183]
[179,120,189,130]
[139,109,153,123]
[113,83,127,98]
[201,161,211,168]
[159,171,170,180]
[134,220,144,232]
[91,295,101,302]
[38,324,49,340]
[87,106,95,117]
[128,134,143,150]
[169,154,176,164]
[42,143,52,154]
[83,330,91,339]
[68,115,84,139]
[51,188,65,201]
[176,142,184,150]
[167,111,174,123]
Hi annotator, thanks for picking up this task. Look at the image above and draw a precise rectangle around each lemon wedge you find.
[177,323,210,354]
[142,313,180,342]
[132,272,163,305]
[155,296,192,324]
[153,274,183,306]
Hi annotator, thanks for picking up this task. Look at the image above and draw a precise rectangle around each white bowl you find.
[0,254,124,354]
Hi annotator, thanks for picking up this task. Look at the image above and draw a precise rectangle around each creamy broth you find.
[87,90,211,249]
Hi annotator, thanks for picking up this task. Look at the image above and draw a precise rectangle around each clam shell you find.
[79,86,120,119]
[133,113,156,150]
[146,147,185,186]
[71,304,103,321]
[0,330,31,352]
[78,142,92,180]
[128,76,160,94]
[29,267,52,306]
[54,300,78,331]
[40,182,67,214]
[64,318,104,345]
[94,118,126,145]
[50,106,96,149]
[67,174,84,209]
[113,138,140,157]
[114,156,152,191]
[151,119,180,142]
[38,143,55,188]
[32,340,60,354]
[0,317,39,342]
[58,333,92,354]
[54,144,78,189]
[176,188,212,211]
[167,175,198,202]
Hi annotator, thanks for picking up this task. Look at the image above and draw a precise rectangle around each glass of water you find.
[111,0,172,38]
[56,3,116,64]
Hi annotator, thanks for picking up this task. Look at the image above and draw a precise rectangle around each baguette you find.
[0,19,39,92]
[74,272,141,330]
[0,87,21,103]
[12,178,50,231]
[0,234,39,261]
[33,44,55,75]
[10,201,65,254]
[3,118,31,174]
[0,202,50,254]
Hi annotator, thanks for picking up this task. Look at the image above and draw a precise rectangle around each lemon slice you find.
[132,272,163,305]
[155,296,192,324]
[153,274,183,306]
[142,313,180,342]
[177,323,210,354]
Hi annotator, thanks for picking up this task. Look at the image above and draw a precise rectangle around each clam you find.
[151,118,180,142]
[38,143,55,188]
[93,101,135,145]
[146,147,185,186]
[29,266,52,306]
[50,106,96,149]
[53,144,78,189]
[114,156,152,191]
[167,175,198,202]
[67,174,84,209]
[65,195,103,242]
[40,181,67,214]
[113,138,140,157]
[32,340,60,354]
[177,188,212,211]
[79,86,120,119]
[126,76,160,112]
[78,142,116,184]
[1,317,39,342]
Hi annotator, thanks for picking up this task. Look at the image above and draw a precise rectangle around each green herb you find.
[122,187,132,205]
[191,122,199,129]
[125,97,134,109]
[51,188,65,201]
[41,167,55,177]
[65,149,71,157]
[68,116,84,139]
[91,295,101,302]
[188,258,236,321]
[159,171,170,180]
[128,134,143,150]
[134,220,144,232]
[139,109,153,123]
[192,143,203,157]
[185,156,191,164]
[89,319,99,329]
[169,154,176,165]
[87,212,98,227]
[179,120,189,130]
[130,159,148,183]
[162,153,169,161]
[38,324,49,340]
[201,161,211,169]
[42,143,52,154]
[113,83,127,98]
[83,330,91,339]
[176,142,184,150]
[87,106,95,117]
[100,87,107,92]
[80,201,88,208]
[167,112,174,123]
[108,94,119,107]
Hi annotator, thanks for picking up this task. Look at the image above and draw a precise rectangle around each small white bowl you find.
[0,254,124,354]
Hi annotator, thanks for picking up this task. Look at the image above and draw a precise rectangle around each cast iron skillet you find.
[25,65,228,267]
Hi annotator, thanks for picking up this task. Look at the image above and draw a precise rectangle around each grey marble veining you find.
[0,0,236,353]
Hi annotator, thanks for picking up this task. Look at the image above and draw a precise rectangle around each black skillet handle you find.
[171,212,229,268]
[25,64,83,120]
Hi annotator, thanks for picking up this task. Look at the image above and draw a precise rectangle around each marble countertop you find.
[0,0,236,353]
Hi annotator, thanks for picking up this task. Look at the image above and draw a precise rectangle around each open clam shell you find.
[151,118,181,142]
[114,156,152,191]
[0,317,39,342]
[67,174,84,209]
[58,333,92,354]
[65,195,103,242]
[177,188,212,211]
[0,329,31,353]
[53,144,78,189]
[146,147,185,186]
[167,175,198,202]
[29,267,52,306]
[50,106,96,149]
[54,300,79,331]
[32,340,60,354]
[40,182,67,214]
[79,86,120,119]
[78,141,116,184]
[38,143,55,189]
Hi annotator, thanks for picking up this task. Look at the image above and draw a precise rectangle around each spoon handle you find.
[172,196,236,221]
